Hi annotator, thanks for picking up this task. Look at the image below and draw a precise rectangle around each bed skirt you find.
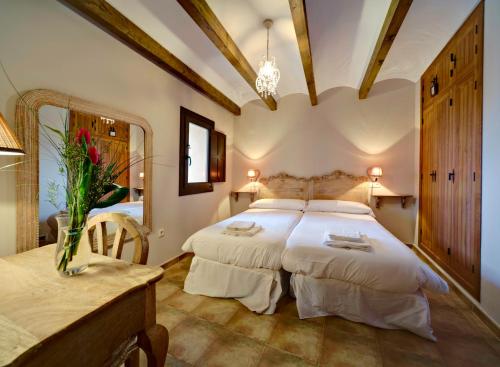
[290,274,436,340]
[184,256,288,314]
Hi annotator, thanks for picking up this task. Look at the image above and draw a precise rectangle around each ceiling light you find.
[256,19,280,99]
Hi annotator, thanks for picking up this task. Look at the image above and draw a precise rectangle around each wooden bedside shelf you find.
[231,191,257,202]
[372,194,413,209]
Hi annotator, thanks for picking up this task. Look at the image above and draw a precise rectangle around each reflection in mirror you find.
[187,122,209,183]
[38,105,145,246]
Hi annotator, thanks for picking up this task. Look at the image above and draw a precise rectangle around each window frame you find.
[179,107,215,196]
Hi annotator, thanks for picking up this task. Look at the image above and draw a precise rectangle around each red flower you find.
[76,128,91,145]
[88,146,99,165]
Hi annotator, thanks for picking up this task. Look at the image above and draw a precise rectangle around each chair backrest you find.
[87,213,149,265]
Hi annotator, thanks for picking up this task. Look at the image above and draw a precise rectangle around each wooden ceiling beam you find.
[359,0,413,99]
[177,0,277,111]
[289,0,317,106]
[60,0,241,115]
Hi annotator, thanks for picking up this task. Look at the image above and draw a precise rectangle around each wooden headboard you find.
[258,170,369,204]
[258,173,309,200]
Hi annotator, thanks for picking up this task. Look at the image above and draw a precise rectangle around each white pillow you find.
[249,198,306,211]
[305,200,374,216]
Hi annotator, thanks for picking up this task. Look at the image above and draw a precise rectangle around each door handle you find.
[186,155,192,166]
[448,169,455,183]
[430,170,437,182]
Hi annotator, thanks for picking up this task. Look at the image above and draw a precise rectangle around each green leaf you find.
[44,125,66,141]
[94,186,129,209]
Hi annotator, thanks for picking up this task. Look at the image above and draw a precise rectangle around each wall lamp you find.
[367,166,383,182]
[247,169,260,182]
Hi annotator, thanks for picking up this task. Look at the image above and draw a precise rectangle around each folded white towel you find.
[323,232,372,251]
[223,226,262,237]
[325,240,372,252]
[327,229,363,243]
[226,221,256,231]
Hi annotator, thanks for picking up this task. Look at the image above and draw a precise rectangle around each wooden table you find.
[0,245,168,367]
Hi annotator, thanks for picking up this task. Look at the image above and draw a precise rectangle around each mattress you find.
[283,211,448,294]
[182,208,303,270]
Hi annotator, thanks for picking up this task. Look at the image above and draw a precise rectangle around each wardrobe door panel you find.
[450,71,481,298]
[420,104,436,253]
[435,90,453,265]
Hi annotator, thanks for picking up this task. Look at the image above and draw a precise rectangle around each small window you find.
[179,107,214,196]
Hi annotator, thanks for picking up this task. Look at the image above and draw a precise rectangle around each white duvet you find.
[283,211,448,294]
[182,208,303,270]
[89,201,143,224]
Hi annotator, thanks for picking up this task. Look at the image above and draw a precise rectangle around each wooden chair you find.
[87,212,149,265]
[87,212,152,367]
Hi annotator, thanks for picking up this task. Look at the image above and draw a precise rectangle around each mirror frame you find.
[15,89,153,253]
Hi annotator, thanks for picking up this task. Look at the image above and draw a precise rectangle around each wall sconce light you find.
[139,172,145,179]
[0,113,24,156]
[367,166,383,182]
[247,169,260,182]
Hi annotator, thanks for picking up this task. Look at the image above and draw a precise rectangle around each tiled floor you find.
[152,256,500,367]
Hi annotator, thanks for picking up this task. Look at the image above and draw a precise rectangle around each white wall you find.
[0,0,234,264]
[233,79,417,243]
[480,0,500,324]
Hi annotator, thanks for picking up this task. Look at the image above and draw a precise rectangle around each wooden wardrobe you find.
[419,2,483,299]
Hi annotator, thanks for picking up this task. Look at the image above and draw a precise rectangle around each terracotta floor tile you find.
[157,303,189,331]
[321,327,382,367]
[166,354,193,367]
[192,297,242,325]
[195,330,264,367]
[381,349,445,367]
[275,296,325,325]
[226,308,278,342]
[268,316,323,363]
[377,329,441,361]
[166,289,207,313]
[431,305,482,338]
[326,316,377,340]
[154,264,499,367]
[168,317,219,365]
[436,334,500,367]
[164,266,189,287]
[157,280,182,302]
[258,347,315,367]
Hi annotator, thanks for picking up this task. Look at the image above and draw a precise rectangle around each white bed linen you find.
[184,256,288,314]
[291,274,436,340]
[283,212,448,294]
[89,201,143,224]
[182,208,303,270]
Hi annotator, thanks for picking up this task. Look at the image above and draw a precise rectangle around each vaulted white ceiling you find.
[107,0,479,107]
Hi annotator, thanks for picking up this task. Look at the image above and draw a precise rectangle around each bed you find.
[280,173,448,340]
[89,201,143,225]
[182,202,304,314]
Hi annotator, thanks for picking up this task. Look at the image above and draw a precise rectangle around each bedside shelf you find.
[231,191,257,202]
[372,194,413,209]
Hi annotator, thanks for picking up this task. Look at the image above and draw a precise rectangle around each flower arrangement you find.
[46,124,130,273]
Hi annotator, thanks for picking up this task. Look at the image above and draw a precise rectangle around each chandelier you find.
[256,19,280,98]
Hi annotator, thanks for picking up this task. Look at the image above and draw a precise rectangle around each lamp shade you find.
[367,166,383,181]
[139,172,145,178]
[247,169,260,181]
[0,113,24,155]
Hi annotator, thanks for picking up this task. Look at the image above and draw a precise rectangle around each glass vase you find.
[55,225,91,276]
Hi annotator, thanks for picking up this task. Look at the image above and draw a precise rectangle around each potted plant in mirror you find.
[45,125,130,276]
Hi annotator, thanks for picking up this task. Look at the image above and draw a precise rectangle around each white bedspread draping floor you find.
[291,274,436,340]
[184,256,289,314]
